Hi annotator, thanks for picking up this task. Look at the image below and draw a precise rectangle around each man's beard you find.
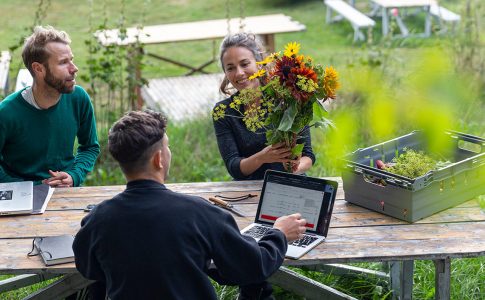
[44,64,74,94]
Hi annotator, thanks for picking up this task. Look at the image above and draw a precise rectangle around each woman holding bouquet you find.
[212,32,315,181]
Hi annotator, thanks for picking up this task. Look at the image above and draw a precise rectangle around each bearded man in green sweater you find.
[0,26,99,187]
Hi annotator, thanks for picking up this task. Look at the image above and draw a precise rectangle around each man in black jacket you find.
[73,110,307,299]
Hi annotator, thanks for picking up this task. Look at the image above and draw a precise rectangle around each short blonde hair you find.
[22,25,71,76]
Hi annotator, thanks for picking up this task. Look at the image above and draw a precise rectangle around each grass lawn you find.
[0,0,484,299]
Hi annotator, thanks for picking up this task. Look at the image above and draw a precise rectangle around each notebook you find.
[0,182,54,216]
[241,170,338,259]
[0,181,34,216]
[31,235,75,266]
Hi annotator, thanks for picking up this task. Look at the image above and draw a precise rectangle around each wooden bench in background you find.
[0,51,11,97]
[95,14,306,110]
[324,0,375,42]
[430,4,461,32]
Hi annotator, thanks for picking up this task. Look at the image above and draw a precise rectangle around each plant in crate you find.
[213,42,340,170]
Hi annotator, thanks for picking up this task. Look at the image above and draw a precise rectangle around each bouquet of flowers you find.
[213,42,340,166]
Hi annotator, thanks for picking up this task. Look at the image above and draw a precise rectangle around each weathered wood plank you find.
[290,222,485,265]
[23,273,92,300]
[304,264,389,279]
[1,198,482,239]
[51,178,344,197]
[46,190,353,210]
[0,239,76,275]
[269,266,357,300]
[50,180,268,198]
[0,211,83,238]
[1,222,483,274]
[0,273,59,293]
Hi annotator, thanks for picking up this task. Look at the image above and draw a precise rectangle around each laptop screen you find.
[255,170,337,235]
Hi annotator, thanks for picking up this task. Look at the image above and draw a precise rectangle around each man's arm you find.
[0,123,24,183]
[210,212,306,285]
[0,165,24,183]
[66,92,100,187]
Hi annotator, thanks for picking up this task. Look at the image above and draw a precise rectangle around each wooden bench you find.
[0,51,11,96]
[324,0,375,42]
[429,4,460,32]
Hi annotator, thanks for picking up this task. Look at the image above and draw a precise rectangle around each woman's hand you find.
[239,142,292,176]
[258,142,293,164]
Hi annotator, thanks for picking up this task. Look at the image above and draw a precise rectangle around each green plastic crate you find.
[342,131,485,222]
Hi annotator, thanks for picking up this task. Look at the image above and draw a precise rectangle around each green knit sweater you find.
[0,86,100,186]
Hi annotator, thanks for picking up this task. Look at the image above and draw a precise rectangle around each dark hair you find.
[219,32,265,95]
[108,110,168,174]
[22,25,71,77]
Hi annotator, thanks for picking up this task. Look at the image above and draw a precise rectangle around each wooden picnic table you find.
[369,0,437,37]
[0,179,484,299]
[94,14,306,109]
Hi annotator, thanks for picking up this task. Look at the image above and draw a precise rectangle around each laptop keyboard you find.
[244,225,271,239]
[244,225,318,248]
[290,235,318,248]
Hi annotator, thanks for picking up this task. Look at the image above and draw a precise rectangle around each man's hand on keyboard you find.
[273,213,307,242]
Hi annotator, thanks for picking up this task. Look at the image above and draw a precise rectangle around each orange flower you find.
[293,66,318,83]
[323,66,340,99]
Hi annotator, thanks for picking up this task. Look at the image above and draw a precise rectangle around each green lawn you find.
[0,0,484,299]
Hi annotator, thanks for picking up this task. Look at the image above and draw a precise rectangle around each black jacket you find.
[73,180,287,300]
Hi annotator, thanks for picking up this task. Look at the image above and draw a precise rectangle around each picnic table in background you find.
[324,0,461,40]
[369,0,437,37]
[94,14,306,109]
[1,179,484,299]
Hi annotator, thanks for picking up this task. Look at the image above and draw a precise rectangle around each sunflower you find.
[256,55,275,66]
[249,69,266,80]
[323,66,340,99]
[284,42,300,58]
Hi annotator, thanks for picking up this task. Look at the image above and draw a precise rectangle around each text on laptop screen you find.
[257,174,335,231]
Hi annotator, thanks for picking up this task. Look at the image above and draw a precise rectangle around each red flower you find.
[272,56,298,81]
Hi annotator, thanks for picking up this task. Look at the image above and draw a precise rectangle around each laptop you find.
[241,170,338,259]
[0,182,54,216]
[0,181,34,216]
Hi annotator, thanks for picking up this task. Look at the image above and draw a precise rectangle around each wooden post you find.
[259,34,275,53]
[434,258,451,300]
[389,260,414,300]
[127,45,144,110]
